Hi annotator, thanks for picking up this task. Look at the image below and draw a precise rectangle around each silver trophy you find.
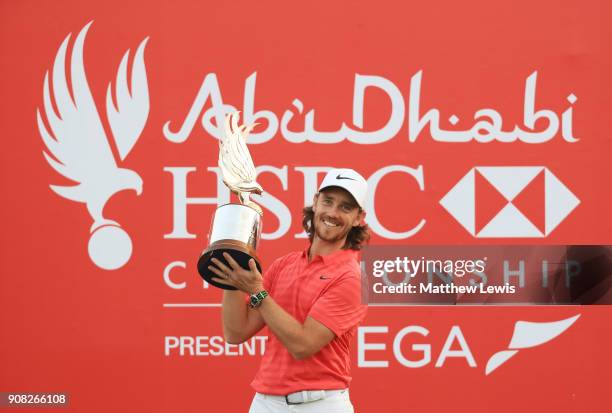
[197,112,264,290]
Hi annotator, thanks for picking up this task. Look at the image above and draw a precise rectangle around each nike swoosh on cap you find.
[336,174,357,181]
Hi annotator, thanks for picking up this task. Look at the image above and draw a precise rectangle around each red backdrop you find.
[1,0,611,411]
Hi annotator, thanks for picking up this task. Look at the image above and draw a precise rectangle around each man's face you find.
[312,187,364,244]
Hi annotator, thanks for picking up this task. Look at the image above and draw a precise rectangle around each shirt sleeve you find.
[308,272,367,337]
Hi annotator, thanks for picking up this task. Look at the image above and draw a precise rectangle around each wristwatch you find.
[249,290,269,308]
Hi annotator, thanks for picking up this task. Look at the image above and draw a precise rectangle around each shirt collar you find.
[302,246,359,265]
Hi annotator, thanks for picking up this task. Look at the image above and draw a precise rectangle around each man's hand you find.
[208,252,264,295]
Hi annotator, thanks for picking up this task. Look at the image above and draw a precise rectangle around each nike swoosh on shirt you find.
[320,275,331,280]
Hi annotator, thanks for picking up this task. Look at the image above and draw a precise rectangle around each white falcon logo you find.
[37,21,150,270]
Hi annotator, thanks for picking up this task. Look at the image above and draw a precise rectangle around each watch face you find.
[250,296,258,306]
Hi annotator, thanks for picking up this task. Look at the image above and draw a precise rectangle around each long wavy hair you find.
[301,204,370,251]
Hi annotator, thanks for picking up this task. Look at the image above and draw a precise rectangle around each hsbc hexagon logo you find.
[440,167,580,237]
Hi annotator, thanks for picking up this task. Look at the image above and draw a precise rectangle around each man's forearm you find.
[256,296,319,359]
[221,290,250,343]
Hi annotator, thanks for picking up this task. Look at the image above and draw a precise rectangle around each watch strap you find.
[249,290,269,308]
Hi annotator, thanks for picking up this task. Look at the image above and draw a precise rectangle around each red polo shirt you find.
[251,247,367,395]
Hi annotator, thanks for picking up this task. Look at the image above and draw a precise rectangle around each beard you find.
[313,216,352,244]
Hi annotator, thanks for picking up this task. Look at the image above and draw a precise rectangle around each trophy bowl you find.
[197,203,263,290]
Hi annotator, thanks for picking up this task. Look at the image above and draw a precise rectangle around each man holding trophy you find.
[199,112,369,412]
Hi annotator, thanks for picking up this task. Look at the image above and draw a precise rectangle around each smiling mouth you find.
[322,218,339,228]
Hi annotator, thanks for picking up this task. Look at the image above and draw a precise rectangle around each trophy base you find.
[197,240,262,290]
